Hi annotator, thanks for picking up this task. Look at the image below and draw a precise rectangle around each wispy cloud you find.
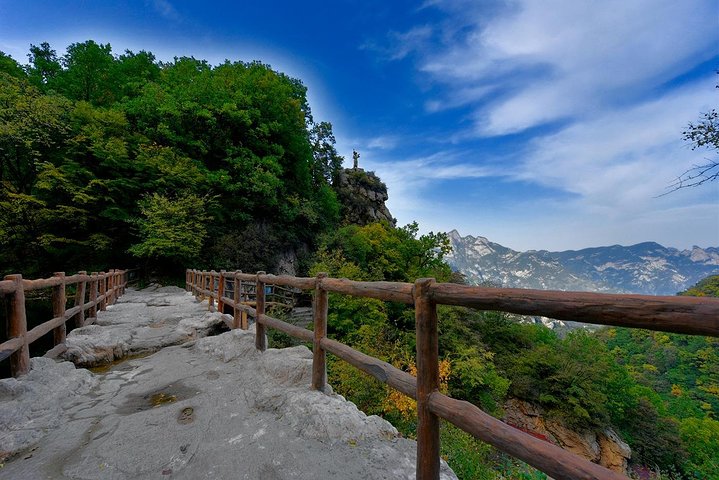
[366,135,400,150]
[362,0,718,249]
[407,0,718,135]
[361,25,433,61]
[149,0,181,22]
[514,77,717,208]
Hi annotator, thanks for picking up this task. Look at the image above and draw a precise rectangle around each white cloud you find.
[515,77,717,206]
[366,0,718,250]
[366,135,400,150]
[413,0,718,135]
[150,0,181,22]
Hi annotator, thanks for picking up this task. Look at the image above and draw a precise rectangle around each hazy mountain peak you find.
[446,233,719,295]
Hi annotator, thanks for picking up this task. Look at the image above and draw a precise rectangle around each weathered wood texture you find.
[99,272,107,311]
[217,270,226,312]
[415,279,440,480]
[0,337,24,363]
[427,392,625,480]
[312,273,328,391]
[319,337,417,398]
[258,273,315,290]
[319,278,414,304]
[0,279,16,295]
[430,283,719,336]
[232,273,242,329]
[73,271,87,328]
[88,272,98,321]
[1,269,128,377]
[185,267,719,480]
[52,272,66,345]
[255,272,267,351]
[258,314,314,343]
[4,275,29,376]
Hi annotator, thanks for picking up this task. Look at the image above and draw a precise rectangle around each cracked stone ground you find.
[0,287,456,479]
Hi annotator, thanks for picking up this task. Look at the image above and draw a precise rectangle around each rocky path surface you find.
[0,287,456,479]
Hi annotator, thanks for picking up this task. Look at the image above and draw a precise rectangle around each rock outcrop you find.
[0,326,457,479]
[0,357,98,461]
[0,287,457,479]
[62,285,227,367]
[336,168,395,226]
[503,399,631,474]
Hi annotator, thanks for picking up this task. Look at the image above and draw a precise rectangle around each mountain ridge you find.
[445,230,719,295]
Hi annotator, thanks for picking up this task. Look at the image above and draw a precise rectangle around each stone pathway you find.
[0,287,456,479]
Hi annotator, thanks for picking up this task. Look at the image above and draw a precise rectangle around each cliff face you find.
[336,168,395,226]
[503,399,631,474]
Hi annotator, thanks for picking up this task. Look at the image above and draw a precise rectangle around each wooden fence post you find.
[208,270,216,311]
[108,269,115,305]
[255,271,266,351]
[312,272,329,391]
[88,272,98,321]
[5,274,29,377]
[232,271,242,329]
[414,278,440,480]
[74,271,87,327]
[52,272,66,345]
[186,270,191,292]
[202,271,208,301]
[218,270,226,313]
[99,271,107,311]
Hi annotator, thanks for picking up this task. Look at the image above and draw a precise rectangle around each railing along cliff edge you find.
[0,269,131,376]
[187,269,719,480]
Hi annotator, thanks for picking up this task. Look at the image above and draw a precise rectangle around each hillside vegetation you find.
[304,225,718,479]
[1,41,343,277]
[2,43,716,479]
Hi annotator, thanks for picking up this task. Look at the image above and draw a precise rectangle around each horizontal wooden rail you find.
[259,273,316,290]
[320,277,414,304]
[187,268,719,480]
[430,283,719,336]
[258,314,314,342]
[320,337,417,398]
[0,337,24,362]
[0,279,16,295]
[1,269,130,377]
[427,392,625,480]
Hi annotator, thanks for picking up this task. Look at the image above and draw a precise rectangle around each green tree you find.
[679,274,719,297]
[129,193,210,268]
[0,52,25,78]
[26,42,62,88]
[57,40,116,104]
[308,120,343,185]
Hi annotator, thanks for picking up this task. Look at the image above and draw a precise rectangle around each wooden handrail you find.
[430,283,719,336]
[0,268,130,377]
[186,268,719,480]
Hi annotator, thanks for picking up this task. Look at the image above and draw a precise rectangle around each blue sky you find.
[1,0,717,250]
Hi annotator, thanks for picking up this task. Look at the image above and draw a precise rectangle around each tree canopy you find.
[0,41,345,276]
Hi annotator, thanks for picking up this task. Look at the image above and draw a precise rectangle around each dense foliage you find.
[304,227,719,479]
[1,41,343,276]
[2,41,716,480]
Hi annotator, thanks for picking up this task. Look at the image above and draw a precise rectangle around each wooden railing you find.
[186,268,719,480]
[0,269,131,377]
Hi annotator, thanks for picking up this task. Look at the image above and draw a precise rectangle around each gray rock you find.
[1,287,457,479]
[62,287,212,367]
[0,357,97,461]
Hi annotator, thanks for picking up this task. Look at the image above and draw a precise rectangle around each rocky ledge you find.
[503,398,631,474]
[0,287,456,479]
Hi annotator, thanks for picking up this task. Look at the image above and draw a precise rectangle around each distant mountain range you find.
[445,230,719,295]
